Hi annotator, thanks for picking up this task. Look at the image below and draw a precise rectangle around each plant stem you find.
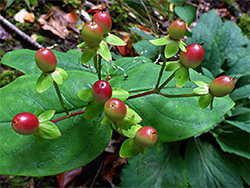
[127,90,155,100]
[98,55,102,80]
[53,81,70,116]
[51,110,85,123]
[155,57,168,90]
[157,71,175,91]
[159,92,200,98]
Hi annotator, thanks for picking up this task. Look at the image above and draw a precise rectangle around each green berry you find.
[81,22,103,47]
[92,80,112,103]
[35,48,57,72]
[104,98,127,122]
[168,19,186,40]
[209,76,235,97]
[134,126,158,148]
[92,11,112,35]
[12,112,39,135]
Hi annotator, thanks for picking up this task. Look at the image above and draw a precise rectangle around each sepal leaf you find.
[38,110,56,122]
[103,33,126,46]
[111,87,130,101]
[123,106,142,125]
[84,100,104,120]
[77,88,93,102]
[194,85,209,95]
[36,72,53,93]
[77,42,85,49]
[175,66,189,88]
[101,115,113,126]
[51,68,63,85]
[34,121,62,139]
[198,93,213,110]
[81,47,97,64]
[165,39,179,58]
[122,124,142,138]
[119,138,144,158]
[57,68,68,80]
[98,41,112,62]
[178,40,187,52]
[165,61,182,72]
[149,36,168,46]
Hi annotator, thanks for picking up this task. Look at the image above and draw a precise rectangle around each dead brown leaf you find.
[14,8,35,23]
[57,167,82,188]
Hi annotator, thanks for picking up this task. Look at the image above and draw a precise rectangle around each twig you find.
[0,15,44,49]
[90,161,104,188]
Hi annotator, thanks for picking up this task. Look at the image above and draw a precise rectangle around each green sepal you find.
[123,106,142,125]
[111,87,130,101]
[178,40,187,52]
[33,109,44,117]
[77,42,86,49]
[165,39,179,58]
[149,35,168,46]
[165,60,182,72]
[34,121,62,140]
[51,68,63,86]
[175,66,189,88]
[81,47,97,64]
[198,93,214,110]
[84,100,104,120]
[36,72,53,93]
[194,86,209,95]
[38,110,56,122]
[119,138,144,158]
[77,88,93,102]
[101,115,112,126]
[98,40,112,62]
[57,68,68,80]
[122,124,142,138]
[103,33,126,46]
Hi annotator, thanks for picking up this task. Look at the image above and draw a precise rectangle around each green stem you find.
[94,55,98,72]
[157,71,175,92]
[155,57,168,91]
[159,92,200,98]
[53,81,70,116]
[98,55,102,80]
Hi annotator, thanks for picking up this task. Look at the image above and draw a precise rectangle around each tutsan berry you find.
[168,19,186,40]
[92,11,112,35]
[209,76,235,97]
[11,112,39,135]
[134,126,158,148]
[35,48,57,72]
[92,80,112,103]
[81,22,103,47]
[104,98,127,122]
[179,43,204,68]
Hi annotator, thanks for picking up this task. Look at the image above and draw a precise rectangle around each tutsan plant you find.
[35,48,57,72]
[168,19,186,40]
[91,80,112,103]
[104,98,127,122]
[134,126,158,148]
[92,11,112,36]
[209,76,235,97]
[81,21,103,47]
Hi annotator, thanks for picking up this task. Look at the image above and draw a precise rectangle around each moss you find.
[0,70,16,87]
[237,13,250,39]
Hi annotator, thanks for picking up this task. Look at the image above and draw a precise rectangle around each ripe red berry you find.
[92,80,112,103]
[81,22,103,47]
[104,98,127,122]
[35,48,57,72]
[11,112,39,135]
[179,43,204,68]
[168,19,186,40]
[209,76,235,97]
[134,126,158,148]
[92,11,112,35]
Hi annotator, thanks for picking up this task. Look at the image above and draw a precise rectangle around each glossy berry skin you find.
[179,43,204,68]
[134,126,158,148]
[168,19,186,40]
[209,76,235,97]
[11,112,39,135]
[35,48,57,72]
[81,22,103,47]
[104,98,127,122]
[92,80,112,103]
[92,11,112,35]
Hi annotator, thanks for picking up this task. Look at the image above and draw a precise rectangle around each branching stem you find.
[155,57,168,90]
[51,110,85,123]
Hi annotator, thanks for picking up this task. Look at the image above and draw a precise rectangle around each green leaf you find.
[101,115,112,126]
[178,40,187,52]
[224,120,250,133]
[57,68,68,80]
[33,109,44,117]
[164,39,179,58]
[175,4,196,26]
[36,72,53,93]
[129,27,155,40]
[198,93,213,110]
[35,121,62,139]
[232,156,250,186]
[149,36,168,46]
[111,87,129,101]
[119,138,142,158]
[169,0,185,5]
[38,110,55,122]
[98,41,112,62]
[231,84,250,100]
[123,107,142,125]
[103,33,126,46]
[77,88,93,102]
[0,71,112,176]
[165,61,182,72]
[185,138,243,187]
[214,130,250,159]
[175,66,189,88]
[6,0,15,7]
[81,47,97,64]
[133,40,161,59]
[120,143,188,187]
[84,100,104,120]
[51,69,63,86]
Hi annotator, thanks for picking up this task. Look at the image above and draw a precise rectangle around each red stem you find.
[127,90,155,100]
[51,110,85,123]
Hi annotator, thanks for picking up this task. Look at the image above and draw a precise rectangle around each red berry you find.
[168,19,186,40]
[11,112,39,135]
[92,80,112,103]
[134,126,158,148]
[92,11,112,35]
[209,76,235,97]
[104,98,127,122]
[81,22,103,47]
[35,48,57,72]
[179,43,204,68]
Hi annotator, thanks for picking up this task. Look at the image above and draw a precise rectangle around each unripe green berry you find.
[209,76,235,97]
[168,19,186,40]
[92,11,112,35]
[104,98,127,122]
[81,22,103,47]
[12,112,39,135]
[92,80,112,103]
[134,126,158,148]
[179,43,204,68]
[35,48,57,72]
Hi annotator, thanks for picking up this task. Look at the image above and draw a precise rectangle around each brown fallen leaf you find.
[57,167,82,188]
[14,8,35,23]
